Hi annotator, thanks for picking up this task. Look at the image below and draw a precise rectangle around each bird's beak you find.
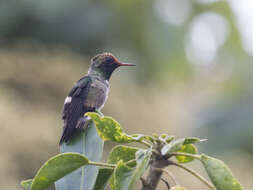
[119,62,136,66]
[116,60,136,66]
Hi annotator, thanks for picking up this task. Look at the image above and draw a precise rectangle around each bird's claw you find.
[76,116,92,130]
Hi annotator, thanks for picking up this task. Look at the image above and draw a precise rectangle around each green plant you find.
[21,112,244,190]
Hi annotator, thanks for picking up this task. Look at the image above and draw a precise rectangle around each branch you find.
[139,140,152,148]
[171,162,216,190]
[161,178,170,190]
[141,164,163,190]
[88,161,116,168]
[140,177,150,189]
[152,149,161,157]
[141,155,171,190]
[154,168,178,186]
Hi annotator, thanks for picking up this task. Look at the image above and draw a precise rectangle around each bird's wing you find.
[60,76,92,144]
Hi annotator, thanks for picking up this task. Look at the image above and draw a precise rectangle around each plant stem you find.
[152,149,161,157]
[161,178,170,190]
[154,168,178,186]
[141,162,163,190]
[88,161,116,168]
[140,140,152,148]
[171,162,216,190]
[170,152,201,160]
[125,159,136,166]
[141,155,170,190]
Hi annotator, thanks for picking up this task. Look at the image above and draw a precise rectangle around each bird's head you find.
[88,53,135,80]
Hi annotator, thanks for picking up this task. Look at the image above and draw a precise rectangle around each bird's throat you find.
[88,67,114,81]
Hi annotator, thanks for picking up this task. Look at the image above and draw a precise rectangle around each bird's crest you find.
[92,52,116,65]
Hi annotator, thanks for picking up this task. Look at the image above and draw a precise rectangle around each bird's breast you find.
[84,79,109,110]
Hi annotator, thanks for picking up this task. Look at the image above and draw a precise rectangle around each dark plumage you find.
[59,53,135,144]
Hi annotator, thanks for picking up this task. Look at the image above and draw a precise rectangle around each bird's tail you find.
[59,123,74,145]
[59,117,79,144]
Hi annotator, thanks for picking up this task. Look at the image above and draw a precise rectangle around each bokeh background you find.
[1,0,253,189]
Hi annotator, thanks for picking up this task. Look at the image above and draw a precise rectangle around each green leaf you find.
[161,138,185,155]
[108,145,139,190]
[113,161,133,190]
[85,113,152,146]
[21,179,33,190]
[86,112,133,143]
[201,154,244,190]
[161,137,203,156]
[130,134,145,141]
[108,145,138,167]
[184,137,200,144]
[142,135,155,143]
[30,153,88,190]
[176,144,198,163]
[111,149,151,190]
[55,120,104,190]
[159,134,175,144]
[184,137,207,144]
[93,168,113,190]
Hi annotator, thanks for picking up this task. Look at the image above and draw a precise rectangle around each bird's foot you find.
[76,116,91,130]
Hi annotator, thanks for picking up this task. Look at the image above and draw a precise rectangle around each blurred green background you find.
[0,0,253,189]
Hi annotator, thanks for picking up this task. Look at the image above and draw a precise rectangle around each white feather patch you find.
[64,96,72,104]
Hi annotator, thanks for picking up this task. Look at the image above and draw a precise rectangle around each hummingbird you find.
[60,53,135,144]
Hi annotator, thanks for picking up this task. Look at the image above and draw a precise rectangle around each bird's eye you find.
[104,57,114,64]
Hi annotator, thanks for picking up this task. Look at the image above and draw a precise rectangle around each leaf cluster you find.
[21,112,244,190]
